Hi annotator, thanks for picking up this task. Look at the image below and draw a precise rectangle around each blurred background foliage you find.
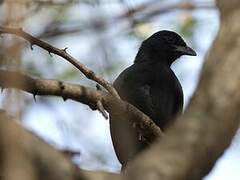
[1,0,239,179]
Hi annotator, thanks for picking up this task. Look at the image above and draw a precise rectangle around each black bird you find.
[110,30,196,167]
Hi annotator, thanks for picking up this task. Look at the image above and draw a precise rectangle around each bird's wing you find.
[113,63,155,117]
[150,84,175,128]
[173,77,184,114]
[150,67,183,128]
[110,64,155,166]
[127,85,155,117]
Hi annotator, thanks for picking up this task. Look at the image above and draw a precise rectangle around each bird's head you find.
[134,30,196,65]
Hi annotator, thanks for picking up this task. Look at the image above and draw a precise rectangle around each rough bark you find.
[122,0,240,179]
[0,111,117,180]
[0,70,162,143]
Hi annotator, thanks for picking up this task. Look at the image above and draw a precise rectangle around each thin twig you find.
[5,0,77,6]
[37,2,215,39]
[0,26,119,98]
[96,100,108,119]
[114,1,215,23]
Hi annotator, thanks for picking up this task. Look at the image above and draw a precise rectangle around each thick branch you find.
[122,1,240,180]
[0,111,117,180]
[0,26,119,98]
[0,70,162,144]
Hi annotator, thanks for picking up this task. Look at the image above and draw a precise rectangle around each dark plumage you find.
[110,30,196,167]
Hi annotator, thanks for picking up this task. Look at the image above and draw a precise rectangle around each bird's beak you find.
[173,45,197,56]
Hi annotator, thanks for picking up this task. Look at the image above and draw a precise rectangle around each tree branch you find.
[116,1,215,22]
[0,111,117,180]
[0,26,119,98]
[4,0,77,6]
[35,2,216,40]
[121,1,240,179]
[0,70,162,145]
